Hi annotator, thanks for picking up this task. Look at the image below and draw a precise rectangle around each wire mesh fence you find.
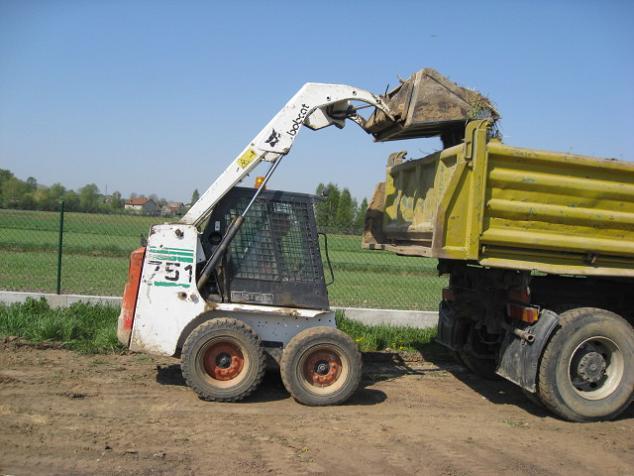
[0,203,447,310]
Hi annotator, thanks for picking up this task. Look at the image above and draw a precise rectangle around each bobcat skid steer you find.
[116,71,497,404]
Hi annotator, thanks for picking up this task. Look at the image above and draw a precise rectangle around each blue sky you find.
[1,0,633,203]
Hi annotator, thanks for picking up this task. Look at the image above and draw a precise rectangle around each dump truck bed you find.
[363,120,634,277]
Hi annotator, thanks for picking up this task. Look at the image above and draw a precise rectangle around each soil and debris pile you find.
[364,68,499,146]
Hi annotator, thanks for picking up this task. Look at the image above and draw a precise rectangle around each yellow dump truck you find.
[364,120,634,421]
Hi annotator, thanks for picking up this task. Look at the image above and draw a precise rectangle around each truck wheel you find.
[280,327,362,406]
[181,318,266,402]
[538,308,633,422]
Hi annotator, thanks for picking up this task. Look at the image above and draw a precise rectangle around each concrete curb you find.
[332,306,438,329]
[0,291,122,308]
[0,291,439,329]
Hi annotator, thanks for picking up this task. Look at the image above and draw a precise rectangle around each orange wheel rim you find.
[302,349,343,387]
[203,342,245,381]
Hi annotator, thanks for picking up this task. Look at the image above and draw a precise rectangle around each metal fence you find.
[0,204,447,310]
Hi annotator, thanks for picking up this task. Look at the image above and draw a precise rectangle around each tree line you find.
[0,170,368,229]
[0,169,174,213]
[314,183,367,232]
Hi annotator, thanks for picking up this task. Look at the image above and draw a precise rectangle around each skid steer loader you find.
[117,69,497,404]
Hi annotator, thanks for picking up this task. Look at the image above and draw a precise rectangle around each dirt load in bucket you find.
[364,68,499,146]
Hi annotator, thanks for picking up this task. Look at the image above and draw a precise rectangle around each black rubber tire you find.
[181,318,266,402]
[537,307,634,422]
[280,326,362,406]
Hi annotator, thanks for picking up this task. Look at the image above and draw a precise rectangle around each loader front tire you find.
[280,327,362,406]
[181,318,265,402]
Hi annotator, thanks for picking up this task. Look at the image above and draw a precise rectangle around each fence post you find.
[56,200,65,294]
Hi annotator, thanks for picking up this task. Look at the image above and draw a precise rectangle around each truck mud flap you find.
[496,309,560,393]
[436,301,468,351]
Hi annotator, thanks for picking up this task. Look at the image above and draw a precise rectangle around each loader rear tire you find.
[181,318,266,402]
[537,308,633,422]
[280,327,362,406]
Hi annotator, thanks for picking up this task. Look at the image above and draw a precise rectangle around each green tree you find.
[33,188,50,210]
[25,177,37,192]
[335,188,355,230]
[110,191,124,210]
[19,192,35,209]
[0,169,13,181]
[0,169,14,197]
[190,189,200,205]
[2,177,26,208]
[49,183,65,196]
[314,183,341,228]
[314,183,328,227]
[79,184,100,212]
[324,184,340,227]
[63,190,80,211]
[354,197,368,229]
[33,183,66,210]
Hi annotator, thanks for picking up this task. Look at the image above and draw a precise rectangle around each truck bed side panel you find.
[480,141,634,275]
[364,122,634,277]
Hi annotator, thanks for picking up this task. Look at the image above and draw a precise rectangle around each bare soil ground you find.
[1,342,632,476]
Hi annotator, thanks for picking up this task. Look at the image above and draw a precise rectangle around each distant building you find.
[124,197,158,215]
[161,201,186,217]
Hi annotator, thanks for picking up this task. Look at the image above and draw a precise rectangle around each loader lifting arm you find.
[179,82,393,227]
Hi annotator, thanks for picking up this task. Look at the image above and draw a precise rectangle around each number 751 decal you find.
[148,260,193,288]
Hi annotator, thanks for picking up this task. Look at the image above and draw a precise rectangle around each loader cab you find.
[199,187,329,310]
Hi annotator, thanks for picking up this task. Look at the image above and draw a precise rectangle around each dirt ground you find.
[1,342,632,476]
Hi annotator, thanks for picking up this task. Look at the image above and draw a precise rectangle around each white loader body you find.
[129,224,335,356]
[122,82,388,356]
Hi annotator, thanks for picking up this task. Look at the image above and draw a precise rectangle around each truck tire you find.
[537,308,633,422]
[280,327,362,406]
[181,318,266,402]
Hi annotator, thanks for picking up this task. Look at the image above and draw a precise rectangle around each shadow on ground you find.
[155,362,387,406]
[413,342,634,421]
[154,346,632,418]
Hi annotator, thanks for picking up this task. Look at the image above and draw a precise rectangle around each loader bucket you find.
[364,68,499,145]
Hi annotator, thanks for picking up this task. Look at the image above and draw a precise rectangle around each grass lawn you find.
[0,298,122,353]
[0,299,436,354]
[0,209,447,309]
[336,311,436,352]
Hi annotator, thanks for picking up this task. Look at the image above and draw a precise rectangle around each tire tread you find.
[181,317,266,402]
[537,307,633,422]
[280,326,362,406]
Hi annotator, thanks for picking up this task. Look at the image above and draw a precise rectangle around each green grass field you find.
[0,208,447,310]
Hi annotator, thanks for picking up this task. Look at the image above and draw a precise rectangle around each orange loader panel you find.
[117,247,146,346]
